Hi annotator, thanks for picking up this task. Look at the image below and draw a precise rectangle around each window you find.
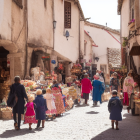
[13,0,23,9]
[64,2,71,28]
[130,0,135,20]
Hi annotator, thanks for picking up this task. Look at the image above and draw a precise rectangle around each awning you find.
[129,41,140,56]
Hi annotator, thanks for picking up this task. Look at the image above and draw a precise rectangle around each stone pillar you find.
[26,47,33,77]
[65,62,71,77]
[7,53,23,84]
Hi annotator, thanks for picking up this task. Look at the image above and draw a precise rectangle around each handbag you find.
[7,85,18,107]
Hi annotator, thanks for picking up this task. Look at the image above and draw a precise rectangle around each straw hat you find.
[46,88,51,94]
[36,89,42,95]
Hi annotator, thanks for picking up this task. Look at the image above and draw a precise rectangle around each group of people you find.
[8,76,66,130]
[81,70,105,105]
[7,68,137,131]
[108,70,137,130]
[81,70,105,106]
[81,69,137,130]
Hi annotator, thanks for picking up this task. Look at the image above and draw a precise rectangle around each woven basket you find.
[1,111,12,120]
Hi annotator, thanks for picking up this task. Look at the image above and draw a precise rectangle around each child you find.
[108,90,123,130]
[44,88,56,120]
[34,89,48,129]
[24,94,37,130]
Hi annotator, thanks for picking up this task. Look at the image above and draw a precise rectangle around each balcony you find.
[128,19,135,31]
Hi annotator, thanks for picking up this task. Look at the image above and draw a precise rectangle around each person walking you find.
[108,90,123,130]
[92,74,105,105]
[34,89,48,129]
[123,70,136,113]
[99,70,105,83]
[11,76,28,130]
[81,73,92,104]
[110,72,120,92]
[24,94,37,130]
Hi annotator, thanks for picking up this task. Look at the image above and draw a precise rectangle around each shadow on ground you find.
[86,111,99,114]
[0,128,36,138]
[75,104,89,108]
[91,113,140,140]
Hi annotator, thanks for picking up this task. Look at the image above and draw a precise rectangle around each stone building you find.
[0,0,86,84]
[118,0,140,73]
[84,21,121,83]
[118,0,140,87]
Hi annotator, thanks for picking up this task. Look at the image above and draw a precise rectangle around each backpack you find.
[7,85,18,107]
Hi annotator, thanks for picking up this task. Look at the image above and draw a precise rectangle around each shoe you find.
[14,123,18,130]
[15,126,20,130]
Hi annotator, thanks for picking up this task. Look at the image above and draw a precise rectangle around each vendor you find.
[57,71,62,83]
[51,80,59,89]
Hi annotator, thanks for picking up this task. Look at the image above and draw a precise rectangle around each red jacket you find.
[81,78,92,94]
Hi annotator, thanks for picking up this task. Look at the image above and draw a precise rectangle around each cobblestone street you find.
[0,98,140,140]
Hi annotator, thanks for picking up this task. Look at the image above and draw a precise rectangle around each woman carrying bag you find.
[7,76,28,130]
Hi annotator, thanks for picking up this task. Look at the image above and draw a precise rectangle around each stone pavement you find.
[0,97,140,140]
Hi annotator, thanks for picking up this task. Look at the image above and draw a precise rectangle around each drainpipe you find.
[24,0,28,79]
[53,0,55,50]
[79,14,81,64]
[120,13,123,66]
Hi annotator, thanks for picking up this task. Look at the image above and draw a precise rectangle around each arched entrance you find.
[0,46,10,101]
[30,50,51,76]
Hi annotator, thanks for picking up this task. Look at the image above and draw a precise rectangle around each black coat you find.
[12,83,28,114]
[108,96,123,121]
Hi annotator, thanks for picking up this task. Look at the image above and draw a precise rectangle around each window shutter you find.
[13,0,23,9]
[64,2,71,28]
[44,0,47,8]
[135,0,140,29]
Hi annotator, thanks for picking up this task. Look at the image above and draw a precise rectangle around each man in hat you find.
[81,73,92,104]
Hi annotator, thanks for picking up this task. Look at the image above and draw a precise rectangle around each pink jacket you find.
[81,78,92,94]
[123,76,134,95]
[25,102,35,116]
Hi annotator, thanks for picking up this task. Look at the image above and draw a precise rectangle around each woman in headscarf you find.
[123,70,135,113]
[81,73,92,104]
[92,74,105,106]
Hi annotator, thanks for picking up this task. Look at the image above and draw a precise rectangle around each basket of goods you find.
[1,107,12,120]
[62,88,69,96]
[68,86,77,100]
[134,95,139,100]
[66,77,72,84]
[73,64,82,69]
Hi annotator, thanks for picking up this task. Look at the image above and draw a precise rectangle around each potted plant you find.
[122,37,128,47]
